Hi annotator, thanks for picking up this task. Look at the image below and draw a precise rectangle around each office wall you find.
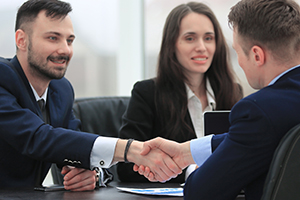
[2,0,295,98]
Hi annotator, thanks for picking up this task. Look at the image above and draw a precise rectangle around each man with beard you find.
[0,0,181,191]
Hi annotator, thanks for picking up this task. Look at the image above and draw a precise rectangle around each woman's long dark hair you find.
[155,2,243,140]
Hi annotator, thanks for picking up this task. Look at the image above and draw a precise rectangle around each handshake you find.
[117,137,195,182]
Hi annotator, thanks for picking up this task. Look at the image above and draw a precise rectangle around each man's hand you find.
[133,137,194,181]
[113,139,182,183]
[61,166,96,191]
[128,140,183,182]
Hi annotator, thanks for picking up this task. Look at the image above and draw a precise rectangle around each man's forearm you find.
[112,139,127,163]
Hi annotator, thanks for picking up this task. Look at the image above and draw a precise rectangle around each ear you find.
[251,45,265,67]
[15,29,27,51]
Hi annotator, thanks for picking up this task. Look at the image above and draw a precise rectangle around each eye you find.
[49,36,57,41]
[185,36,195,41]
[67,39,74,45]
[205,35,214,41]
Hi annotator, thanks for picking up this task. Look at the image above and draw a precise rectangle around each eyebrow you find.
[183,31,215,36]
[45,31,75,39]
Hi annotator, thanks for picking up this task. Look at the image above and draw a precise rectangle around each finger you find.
[153,171,165,183]
[147,172,157,182]
[64,177,96,191]
[138,165,146,175]
[133,164,139,172]
[143,166,151,178]
[160,153,182,177]
[64,170,96,191]
[63,167,86,182]
[61,165,72,175]
[150,151,179,181]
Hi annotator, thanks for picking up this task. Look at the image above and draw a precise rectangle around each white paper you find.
[116,187,183,196]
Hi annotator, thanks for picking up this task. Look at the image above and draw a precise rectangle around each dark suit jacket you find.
[117,79,197,183]
[184,66,300,200]
[0,56,98,187]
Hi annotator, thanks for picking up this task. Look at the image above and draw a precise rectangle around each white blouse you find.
[185,79,216,180]
[186,79,216,138]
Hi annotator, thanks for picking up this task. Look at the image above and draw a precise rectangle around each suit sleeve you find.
[184,99,276,200]
[0,65,98,170]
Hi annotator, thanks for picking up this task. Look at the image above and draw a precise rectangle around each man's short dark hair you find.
[15,0,72,32]
[228,0,300,58]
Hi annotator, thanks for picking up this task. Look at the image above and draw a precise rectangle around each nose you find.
[57,41,72,55]
[195,39,206,52]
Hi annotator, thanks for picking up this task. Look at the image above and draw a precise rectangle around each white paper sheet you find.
[116,187,183,196]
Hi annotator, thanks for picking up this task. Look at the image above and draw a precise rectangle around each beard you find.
[27,40,70,80]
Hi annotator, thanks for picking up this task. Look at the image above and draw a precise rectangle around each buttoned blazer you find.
[117,79,197,183]
[0,56,98,187]
[184,67,300,200]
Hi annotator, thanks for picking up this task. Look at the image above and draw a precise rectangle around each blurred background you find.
[0,0,262,98]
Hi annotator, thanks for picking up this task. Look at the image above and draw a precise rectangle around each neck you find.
[186,74,206,97]
[17,54,50,97]
[186,76,208,111]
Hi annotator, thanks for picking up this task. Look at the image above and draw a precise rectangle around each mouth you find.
[192,57,207,61]
[48,56,70,65]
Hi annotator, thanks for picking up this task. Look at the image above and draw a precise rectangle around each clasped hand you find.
[61,166,97,191]
[133,137,192,182]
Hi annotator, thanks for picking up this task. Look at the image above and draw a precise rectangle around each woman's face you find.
[175,12,216,79]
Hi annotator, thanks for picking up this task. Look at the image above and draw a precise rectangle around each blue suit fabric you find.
[0,56,98,187]
[184,67,300,200]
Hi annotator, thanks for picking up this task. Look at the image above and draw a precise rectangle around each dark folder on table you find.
[203,111,230,136]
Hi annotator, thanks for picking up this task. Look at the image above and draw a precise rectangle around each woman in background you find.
[117,2,243,183]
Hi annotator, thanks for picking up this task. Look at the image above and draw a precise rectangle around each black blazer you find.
[117,79,197,183]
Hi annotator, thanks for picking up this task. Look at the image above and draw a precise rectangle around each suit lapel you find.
[10,56,44,119]
[47,85,62,127]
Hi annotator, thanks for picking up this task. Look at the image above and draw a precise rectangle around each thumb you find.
[61,165,72,175]
[140,142,152,156]
[140,137,163,155]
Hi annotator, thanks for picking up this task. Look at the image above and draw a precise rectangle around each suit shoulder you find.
[49,77,74,96]
[0,61,24,90]
[0,60,19,78]
[130,79,156,105]
[50,77,73,88]
[133,78,155,92]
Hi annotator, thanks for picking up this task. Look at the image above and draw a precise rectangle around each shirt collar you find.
[268,65,300,86]
[186,78,216,110]
[30,83,48,104]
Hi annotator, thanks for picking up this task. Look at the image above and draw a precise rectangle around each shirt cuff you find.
[90,136,119,169]
[190,135,213,166]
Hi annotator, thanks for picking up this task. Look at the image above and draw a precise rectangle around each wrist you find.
[124,139,134,163]
[126,140,143,163]
[113,139,127,162]
[180,141,194,166]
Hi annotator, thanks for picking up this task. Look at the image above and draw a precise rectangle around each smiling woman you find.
[117,1,243,184]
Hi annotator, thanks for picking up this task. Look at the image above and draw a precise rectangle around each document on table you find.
[116,187,183,196]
